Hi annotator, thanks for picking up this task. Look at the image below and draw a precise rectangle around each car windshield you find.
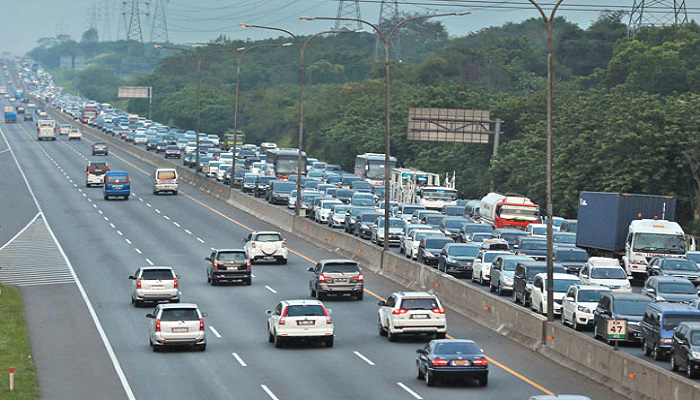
[521,240,547,251]
[274,182,296,192]
[471,233,493,242]
[425,239,453,249]
[415,232,443,241]
[353,199,374,206]
[378,219,404,228]
[255,233,282,242]
[160,308,199,321]
[551,279,579,292]
[577,290,606,303]
[323,263,359,273]
[402,206,424,215]
[244,176,257,183]
[591,268,627,279]
[323,202,341,209]
[400,298,439,310]
[422,188,458,201]
[662,314,700,331]
[337,190,354,198]
[662,259,699,272]
[157,171,176,180]
[285,305,325,317]
[499,232,527,243]
[448,246,480,257]
[691,332,700,345]
[503,259,524,271]
[499,205,539,220]
[141,269,174,280]
[360,214,381,223]
[445,220,466,228]
[553,234,576,244]
[687,253,700,264]
[425,216,443,225]
[526,267,547,281]
[555,250,589,262]
[659,282,697,294]
[483,252,505,263]
[217,252,246,262]
[166,145,178,150]
[615,300,650,316]
[332,205,350,213]
[633,233,686,253]
[433,342,480,355]
[531,227,547,236]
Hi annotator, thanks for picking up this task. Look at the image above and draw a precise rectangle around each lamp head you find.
[240,23,249,28]
[299,17,315,21]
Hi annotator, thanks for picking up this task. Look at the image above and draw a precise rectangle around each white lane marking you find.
[196,237,205,243]
[184,229,192,235]
[110,223,115,229]
[82,193,87,197]
[117,230,123,236]
[145,258,154,266]
[397,383,422,400]
[103,216,109,222]
[87,198,92,202]
[146,203,152,207]
[232,352,247,367]
[125,239,132,245]
[92,204,97,208]
[78,188,82,192]
[155,209,161,214]
[264,285,277,294]
[173,222,180,227]
[208,326,222,338]
[98,210,103,215]
[134,248,142,254]
[138,198,143,202]
[0,148,9,154]
[260,385,280,400]
[163,215,170,220]
[353,351,376,366]
[251,274,256,278]
[0,127,42,211]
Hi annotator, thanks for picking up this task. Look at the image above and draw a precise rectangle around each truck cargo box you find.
[576,192,676,252]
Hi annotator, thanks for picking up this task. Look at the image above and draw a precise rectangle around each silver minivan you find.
[146,303,207,351]
[130,267,180,306]
[153,168,178,195]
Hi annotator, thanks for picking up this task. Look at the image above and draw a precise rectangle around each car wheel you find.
[388,330,398,342]
[245,278,252,286]
[653,344,664,361]
[356,291,363,301]
[133,299,142,307]
[378,319,387,337]
[489,283,495,293]
[197,344,206,352]
[643,339,652,356]
[104,194,108,200]
[206,270,211,283]
[512,289,520,304]
[594,324,602,340]
[210,277,218,286]
[671,355,679,371]
[280,258,288,265]
[687,359,697,378]
[496,283,502,295]
[316,290,324,301]
[425,370,435,387]
[572,315,580,331]
[478,375,488,387]
[310,286,317,298]
[324,336,334,348]
[435,332,446,339]
[268,327,274,343]
[416,363,425,380]
[274,332,284,348]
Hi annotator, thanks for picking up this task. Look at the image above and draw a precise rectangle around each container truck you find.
[479,192,541,229]
[575,191,685,279]
[4,105,16,123]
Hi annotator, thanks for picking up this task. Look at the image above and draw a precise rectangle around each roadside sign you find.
[607,319,627,340]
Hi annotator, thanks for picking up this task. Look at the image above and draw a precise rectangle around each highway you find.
[0,100,628,399]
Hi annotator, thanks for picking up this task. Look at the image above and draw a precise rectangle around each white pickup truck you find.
[37,119,56,141]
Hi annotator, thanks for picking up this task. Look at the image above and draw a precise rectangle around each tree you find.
[81,28,99,43]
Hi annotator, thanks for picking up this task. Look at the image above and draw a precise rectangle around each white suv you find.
[578,257,632,292]
[129,266,180,307]
[266,299,334,348]
[244,231,288,264]
[146,303,207,351]
[561,285,611,331]
[315,199,342,223]
[472,250,511,285]
[377,291,446,342]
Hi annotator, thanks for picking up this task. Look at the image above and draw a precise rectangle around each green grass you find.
[0,286,39,399]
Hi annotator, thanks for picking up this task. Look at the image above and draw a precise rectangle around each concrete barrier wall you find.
[42,101,700,400]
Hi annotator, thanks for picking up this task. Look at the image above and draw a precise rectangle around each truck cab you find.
[622,219,686,278]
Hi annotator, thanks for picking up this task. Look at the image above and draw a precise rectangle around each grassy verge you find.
[0,286,39,399]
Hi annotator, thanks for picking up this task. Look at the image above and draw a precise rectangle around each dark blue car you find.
[416,339,489,387]
[104,171,131,200]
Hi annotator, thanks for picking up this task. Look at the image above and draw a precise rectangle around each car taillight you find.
[431,358,448,366]
[212,260,218,270]
[322,307,332,324]
[319,274,326,283]
[199,318,205,331]
[125,176,130,183]
[279,306,288,325]
[136,278,141,289]
[246,259,251,270]
[392,308,409,315]
[472,357,488,366]
[281,241,286,248]
[351,273,364,283]
[251,242,256,248]
[174,277,178,289]
[155,319,161,332]
[431,308,445,314]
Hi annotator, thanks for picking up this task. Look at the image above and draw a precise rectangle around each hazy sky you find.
[3,0,699,54]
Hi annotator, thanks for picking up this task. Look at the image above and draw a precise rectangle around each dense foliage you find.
[26,14,700,230]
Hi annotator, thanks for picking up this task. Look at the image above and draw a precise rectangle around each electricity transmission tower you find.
[629,0,688,37]
[375,0,402,61]
[125,0,148,54]
[101,1,113,41]
[150,0,169,43]
[334,0,362,31]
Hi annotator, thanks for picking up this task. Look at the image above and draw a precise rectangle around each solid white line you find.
[353,351,376,366]
[41,215,136,399]
[196,237,205,243]
[163,215,170,220]
[232,352,247,367]
[173,222,180,227]
[260,385,280,400]
[184,229,192,235]
[264,285,277,294]
[134,248,142,254]
[0,148,9,154]
[397,383,422,400]
[0,213,41,252]
[145,258,154,266]
[0,126,42,211]
[208,326,222,338]
[125,239,132,245]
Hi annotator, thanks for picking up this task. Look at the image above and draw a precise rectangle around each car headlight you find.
[630,255,647,264]
[692,351,700,359]
[577,305,591,313]
[361,224,369,230]
[503,276,513,284]
[660,338,673,344]
[424,251,434,257]
[446,257,456,263]
[656,295,665,301]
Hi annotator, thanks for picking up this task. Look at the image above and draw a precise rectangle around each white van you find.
[153,168,178,195]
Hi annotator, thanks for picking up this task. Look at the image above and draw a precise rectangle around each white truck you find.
[37,119,56,141]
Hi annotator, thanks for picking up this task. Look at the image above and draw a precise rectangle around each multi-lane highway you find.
[0,96,630,399]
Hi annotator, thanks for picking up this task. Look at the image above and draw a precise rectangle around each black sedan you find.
[155,141,169,153]
[437,243,480,278]
[416,339,488,387]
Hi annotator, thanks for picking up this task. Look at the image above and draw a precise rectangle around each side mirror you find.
[128,275,135,280]
[176,274,181,279]
[205,257,211,261]
[265,310,272,315]
[327,309,333,315]
[145,313,154,319]
[201,311,208,317]
[307,267,315,272]
[566,296,574,301]
[514,245,519,250]
[580,274,588,279]
[378,300,386,306]
[416,349,424,354]
[646,288,656,294]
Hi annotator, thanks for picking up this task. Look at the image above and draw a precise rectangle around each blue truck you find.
[4,105,16,123]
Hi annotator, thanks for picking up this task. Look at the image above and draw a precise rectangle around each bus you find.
[81,105,98,123]
[266,148,307,179]
[354,153,396,186]
[416,186,459,210]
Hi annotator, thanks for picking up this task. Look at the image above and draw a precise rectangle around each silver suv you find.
[129,267,180,307]
[377,291,446,341]
[308,259,364,301]
[146,303,207,351]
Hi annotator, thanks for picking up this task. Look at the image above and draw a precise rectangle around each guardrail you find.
[37,98,700,400]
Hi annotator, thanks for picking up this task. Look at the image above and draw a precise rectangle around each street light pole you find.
[525,0,565,344]
[302,12,469,256]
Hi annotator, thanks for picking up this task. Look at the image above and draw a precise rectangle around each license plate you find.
[113,185,122,189]
[451,360,470,366]
[335,278,348,283]
[263,257,275,261]
[172,327,188,333]
[150,286,164,290]
[410,314,429,319]
[297,320,315,326]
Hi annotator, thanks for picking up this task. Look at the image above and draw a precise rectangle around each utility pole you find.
[375,0,402,61]
[150,0,169,43]
[629,0,688,37]
[335,0,362,31]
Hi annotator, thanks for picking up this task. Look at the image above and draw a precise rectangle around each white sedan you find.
[562,285,611,331]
